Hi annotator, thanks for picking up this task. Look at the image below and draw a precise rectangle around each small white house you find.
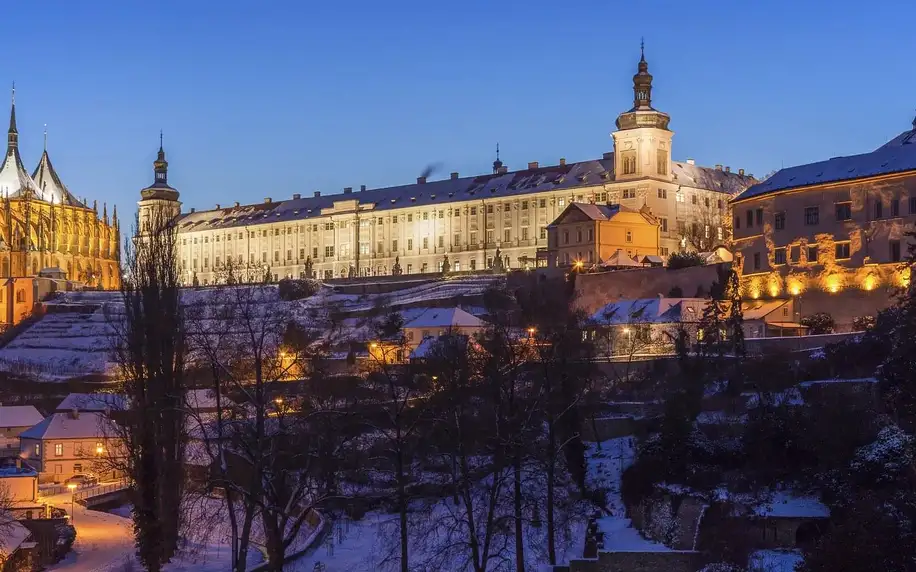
[0,406,44,453]
[402,308,486,351]
[19,409,120,484]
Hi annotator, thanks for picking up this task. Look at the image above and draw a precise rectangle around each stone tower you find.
[611,41,674,183]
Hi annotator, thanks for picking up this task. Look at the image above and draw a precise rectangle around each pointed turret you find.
[31,126,81,206]
[113,205,118,229]
[103,202,108,224]
[0,83,42,200]
[138,133,181,232]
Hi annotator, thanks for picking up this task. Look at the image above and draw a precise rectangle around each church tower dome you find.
[137,132,181,232]
[611,42,675,182]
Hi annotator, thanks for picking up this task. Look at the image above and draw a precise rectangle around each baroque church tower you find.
[611,42,674,183]
[137,133,181,234]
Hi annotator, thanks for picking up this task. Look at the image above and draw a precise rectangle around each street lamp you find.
[67,482,77,524]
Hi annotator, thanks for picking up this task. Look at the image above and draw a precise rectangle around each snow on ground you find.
[284,513,390,572]
[44,492,134,572]
[581,436,671,551]
[749,549,803,572]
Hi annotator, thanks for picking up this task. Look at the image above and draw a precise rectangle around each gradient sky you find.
[6,1,916,221]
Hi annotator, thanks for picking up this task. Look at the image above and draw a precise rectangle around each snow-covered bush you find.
[640,496,678,546]
[850,424,915,485]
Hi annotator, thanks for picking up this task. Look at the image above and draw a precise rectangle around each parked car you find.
[64,474,97,487]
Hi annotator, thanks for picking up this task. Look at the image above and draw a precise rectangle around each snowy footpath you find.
[44,493,134,572]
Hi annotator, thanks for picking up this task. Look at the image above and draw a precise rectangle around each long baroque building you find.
[139,49,754,286]
[0,89,120,325]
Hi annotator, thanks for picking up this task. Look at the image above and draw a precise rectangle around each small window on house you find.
[504,229,510,242]
[659,218,668,232]
[487,205,494,214]
[55,443,63,457]
[540,227,547,239]
[734,216,741,230]
[746,210,753,227]
[692,195,698,205]
[774,248,786,265]
[790,246,799,263]
[835,202,852,221]
[563,231,569,244]
[587,229,593,241]
[774,212,786,230]
[835,242,851,259]
[704,197,710,208]
[804,206,819,226]
[807,245,818,263]
[874,200,883,219]
[910,196,916,215]
[74,463,82,473]
[892,198,900,217]
[34,444,40,456]
[755,208,763,225]
[718,199,723,209]
[753,252,761,270]
[657,188,667,199]
[626,230,633,243]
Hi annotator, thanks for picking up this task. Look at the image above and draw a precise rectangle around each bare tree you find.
[106,205,186,572]
[677,200,729,253]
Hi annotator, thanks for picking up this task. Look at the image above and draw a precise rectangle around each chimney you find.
[738,169,745,176]
[725,166,731,173]
[450,172,459,180]
[292,193,301,200]
[559,158,566,166]
[687,158,695,165]
[264,197,272,203]
[603,152,613,160]
[314,191,321,198]
[528,161,539,169]
[70,408,79,420]
[417,176,427,184]
[344,187,353,194]
[360,185,366,192]
[234,201,240,207]
[715,164,723,171]
[215,204,221,210]
[190,207,195,213]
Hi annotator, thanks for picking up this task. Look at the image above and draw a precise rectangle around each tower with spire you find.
[611,40,674,182]
[138,132,181,234]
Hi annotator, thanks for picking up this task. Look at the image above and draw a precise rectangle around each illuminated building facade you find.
[731,118,916,299]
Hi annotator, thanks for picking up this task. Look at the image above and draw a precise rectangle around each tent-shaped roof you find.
[32,149,83,206]
[20,410,116,440]
[403,307,485,329]
[601,249,641,267]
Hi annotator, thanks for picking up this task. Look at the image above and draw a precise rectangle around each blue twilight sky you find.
[5,0,916,221]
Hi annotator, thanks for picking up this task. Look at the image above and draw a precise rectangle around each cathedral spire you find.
[8,82,17,150]
[632,40,653,111]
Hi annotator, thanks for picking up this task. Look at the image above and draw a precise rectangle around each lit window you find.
[55,443,63,457]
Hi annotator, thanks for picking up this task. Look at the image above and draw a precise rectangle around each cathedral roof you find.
[733,120,916,204]
[32,149,84,206]
[0,145,41,200]
[176,156,755,233]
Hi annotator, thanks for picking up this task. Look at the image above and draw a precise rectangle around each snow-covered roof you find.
[601,249,642,267]
[0,146,41,200]
[742,299,789,321]
[0,405,43,428]
[590,298,706,325]
[733,122,916,203]
[403,307,485,329]
[55,393,126,412]
[0,521,30,558]
[31,150,83,207]
[186,388,219,411]
[754,492,830,518]
[20,411,116,440]
[176,157,754,232]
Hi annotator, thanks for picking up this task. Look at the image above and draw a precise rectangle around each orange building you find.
[546,202,660,269]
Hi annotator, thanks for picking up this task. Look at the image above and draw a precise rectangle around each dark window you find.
[892,198,900,217]
[753,252,761,270]
[807,245,818,263]
[891,240,901,262]
[835,242,850,259]
[910,196,916,215]
[746,210,753,227]
[718,199,723,209]
[790,246,799,262]
[835,202,851,221]
[804,206,819,226]
[874,200,883,219]
[774,248,786,265]
[774,212,785,230]
[734,216,741,230]
[755,208,763,225]
[659,217,668,232]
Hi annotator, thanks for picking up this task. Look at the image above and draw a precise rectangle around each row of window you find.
[32,442,104,458]
[740,197,916,232]
[753,240,903,271]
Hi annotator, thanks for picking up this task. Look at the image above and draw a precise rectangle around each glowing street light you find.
[527,327,536,336]
[67,482,77,524]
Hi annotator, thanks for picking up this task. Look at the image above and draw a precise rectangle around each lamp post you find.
[67,482,77,524]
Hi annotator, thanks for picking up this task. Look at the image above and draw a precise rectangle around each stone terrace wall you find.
[567,551,702,572]
[794,288,896,331]
[574,265,725,314]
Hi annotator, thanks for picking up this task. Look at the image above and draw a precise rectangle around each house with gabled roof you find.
[546,203,660,269]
